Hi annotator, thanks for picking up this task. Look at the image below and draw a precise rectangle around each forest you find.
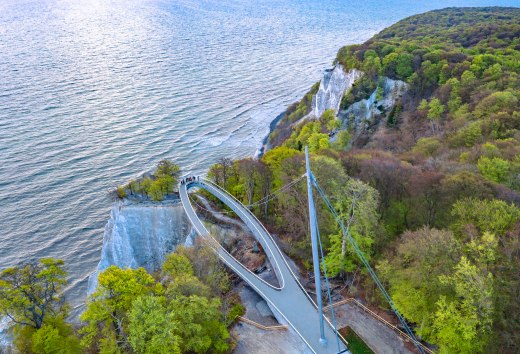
[0,243,242,354]
[208,7,520,354]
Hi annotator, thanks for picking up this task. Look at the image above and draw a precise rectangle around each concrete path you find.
[179,178,348,354]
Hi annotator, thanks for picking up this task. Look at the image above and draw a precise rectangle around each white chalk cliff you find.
[339,76,407,129]
[87,200,193,293]
[310,65,363,118]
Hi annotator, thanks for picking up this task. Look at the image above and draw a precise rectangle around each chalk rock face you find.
[310,65,363,118]
[88,200,193,293]
[340,76,407,129]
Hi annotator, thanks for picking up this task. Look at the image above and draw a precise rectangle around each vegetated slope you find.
[209,7,520,354]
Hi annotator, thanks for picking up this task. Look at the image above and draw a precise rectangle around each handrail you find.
[180,178,350,353]
[200,178,350,348]
[182,180,285,290]
[236,316,289,331]
[324,298,434,354]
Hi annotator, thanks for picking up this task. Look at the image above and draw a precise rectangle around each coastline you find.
[256,110,286,158]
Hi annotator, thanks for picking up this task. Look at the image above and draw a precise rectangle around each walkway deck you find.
[179,178,348,354]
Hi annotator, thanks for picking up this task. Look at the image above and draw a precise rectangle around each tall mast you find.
[305,146,327,346]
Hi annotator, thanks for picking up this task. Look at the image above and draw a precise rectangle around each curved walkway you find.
[179,178,348,354]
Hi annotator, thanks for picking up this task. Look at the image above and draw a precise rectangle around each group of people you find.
[180,175,199,185]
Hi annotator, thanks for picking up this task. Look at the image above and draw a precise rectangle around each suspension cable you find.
[311,175,425,354]
[244,174,306,208]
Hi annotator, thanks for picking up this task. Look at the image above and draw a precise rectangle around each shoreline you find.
[256,110,286,158]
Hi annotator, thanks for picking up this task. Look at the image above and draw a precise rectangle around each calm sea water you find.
[1,0,517,311]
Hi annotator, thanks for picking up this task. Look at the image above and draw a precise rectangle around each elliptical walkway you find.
[179,178,348,354]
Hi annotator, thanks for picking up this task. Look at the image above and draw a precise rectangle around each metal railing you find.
[323,298,434,354]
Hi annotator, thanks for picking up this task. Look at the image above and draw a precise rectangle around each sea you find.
[1,0,517,317]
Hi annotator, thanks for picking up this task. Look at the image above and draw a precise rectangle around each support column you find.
[305,146,327,346]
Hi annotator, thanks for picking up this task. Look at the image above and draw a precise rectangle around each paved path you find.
[179,178,348,354]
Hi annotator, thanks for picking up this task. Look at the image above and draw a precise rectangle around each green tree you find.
[0,259,81,353]
[80,267,160,352]
[155,159,181,180]
[475,91,518,119]
[308,132,330,152]
[169,295,229,354]
[477,156,510,183]
[451,198,520,236]
[162,253,193,279]
[432,257,494,354]
[378,228,460,338]
[0,258,68,330]
[426,98,444,133]
[319,109,336,127]
[128,295,181,354]
[418,99,429,112]
[412,137,441,157]
[147,180,165,201]
[325,177,380,276]
[31,316,81,354]
[332,130,351,151]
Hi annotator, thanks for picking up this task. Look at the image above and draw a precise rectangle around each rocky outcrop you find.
[310,65,363,118]
[339,77,407,130]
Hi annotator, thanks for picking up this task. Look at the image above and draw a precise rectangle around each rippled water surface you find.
[1,0,516,310]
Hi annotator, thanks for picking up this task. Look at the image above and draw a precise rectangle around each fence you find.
[324,298,434,354]
[236,316,288,331]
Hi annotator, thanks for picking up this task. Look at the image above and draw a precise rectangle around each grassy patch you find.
[339,326,374,354]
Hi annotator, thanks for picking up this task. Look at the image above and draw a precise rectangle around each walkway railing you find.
[324,298,434,354]
[236,316,289,331]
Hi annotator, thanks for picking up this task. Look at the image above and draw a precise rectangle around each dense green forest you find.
[208,7,520,354]
[0,243,242,353]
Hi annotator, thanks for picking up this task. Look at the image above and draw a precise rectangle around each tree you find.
[155,159,180,180]
[308,132,330,152]
[208,157,233,188]
[426,98,444,133]
[475,91,518,119]
[378,228,460,339]
[148,180,166,201]
[477,156,510,183]
[432,257,494,353]
[324,176,380,276]
[162,253,193,280]
[412,137,441,157]
[176,244,231,296]
[395,53,414,79]
[332,130,351,151]
[0,259,81,353]
[169,295,229,354]
[451,198,520,236]
[30,316,81,354]
[319,109,336,127]
[80,267,161,352]
[128,295,181,354]
[0,258,68,330]
[418,99,429,112]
